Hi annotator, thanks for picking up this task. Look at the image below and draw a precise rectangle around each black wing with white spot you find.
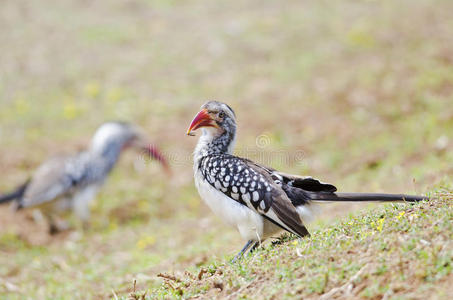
[199,154,310,237]
[225,158,338,207]
[199,154,274,213]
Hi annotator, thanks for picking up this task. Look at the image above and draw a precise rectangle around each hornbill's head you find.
[91,121,169,171]
[186,101,237,138]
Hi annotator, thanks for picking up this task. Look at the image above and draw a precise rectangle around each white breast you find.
[194,169,264,242]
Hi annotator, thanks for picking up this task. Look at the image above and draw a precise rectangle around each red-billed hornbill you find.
[0,121,169,234]
[187,101,428,261]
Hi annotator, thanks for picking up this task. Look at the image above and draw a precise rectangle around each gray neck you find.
[194,128,236,166]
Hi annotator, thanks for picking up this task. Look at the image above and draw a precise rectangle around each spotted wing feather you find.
[234,160,337,207]
[199,154,310,237]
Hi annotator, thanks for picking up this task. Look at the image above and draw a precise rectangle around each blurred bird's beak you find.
[132,138,171,174]
[187,109,219,136]
[143,144,171,174]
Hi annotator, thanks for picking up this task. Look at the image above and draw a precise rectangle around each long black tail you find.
[310,192,428,203]
[0,180,30,204]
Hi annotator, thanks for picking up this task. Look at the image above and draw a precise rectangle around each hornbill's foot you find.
[48,219,70,235]
[271,233,299,246]
[49,223,60,235]
[231,240,260,263]
[271,240,284,246]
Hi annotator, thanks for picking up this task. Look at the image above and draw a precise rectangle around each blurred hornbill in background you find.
[0,122,169,234]
[187,101,428,261]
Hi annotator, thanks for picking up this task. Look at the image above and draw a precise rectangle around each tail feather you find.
[310,192,428,203]
[0,180,30,204]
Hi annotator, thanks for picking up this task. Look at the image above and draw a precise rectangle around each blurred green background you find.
[0,0,451,298]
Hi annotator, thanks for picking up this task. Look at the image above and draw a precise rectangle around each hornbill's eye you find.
[218,111,225,118]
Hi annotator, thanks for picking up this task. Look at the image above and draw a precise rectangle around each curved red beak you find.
[187,109,218,136]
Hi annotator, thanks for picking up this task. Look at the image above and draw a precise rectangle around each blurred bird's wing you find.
[20,155,80,208]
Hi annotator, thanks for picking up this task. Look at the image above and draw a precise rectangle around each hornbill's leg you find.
[249,241,260,253]
[232,240,259,263]
[47,214,60,235]
[72,186,97,231]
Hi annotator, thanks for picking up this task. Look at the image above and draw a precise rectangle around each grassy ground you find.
[0,0,452,299]
[145,189,452,299]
